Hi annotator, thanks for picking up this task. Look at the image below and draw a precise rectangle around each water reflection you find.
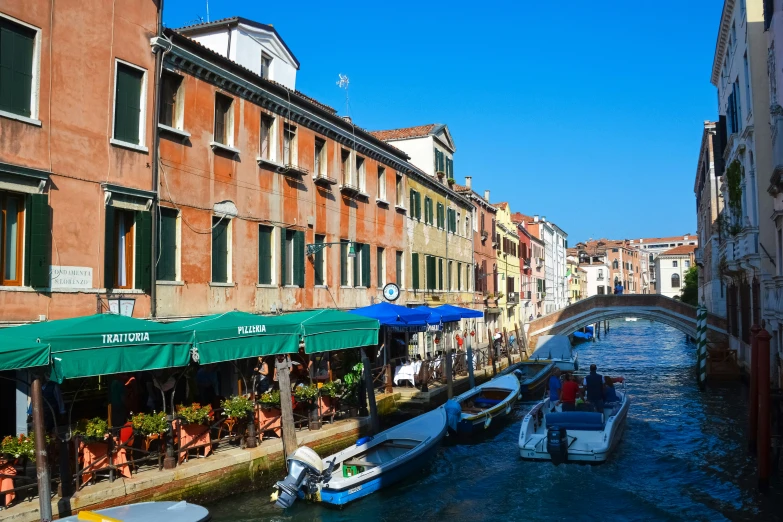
[208,320,781,521]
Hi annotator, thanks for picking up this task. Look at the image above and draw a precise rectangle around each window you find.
[438,258,444,290]
[283,124,297,166]
[113,62,146,146]
[280,229,304,287]
[612,260,619,269]
[104,207,151,291]
[340,240,349,286]
[211,217,230,283]
[744,52,751,117]
[157,208,179,281]
[457,262,462,291]
[395,174,403,206]
[425,256,437,290]
[685,260,691,269]
[314,234,325,286]
[341,149,352,186]
[258,225,274,284]
[377,247,385,287]
[213,92,233,146]
[159,71,184,130]
[672,260,678,267]
[395,250,403,286]
[314,138,326,177]
[377,167,386,200]
[437,202,444,229]
[411,252,420,289]
[434,149,445,173]
[1,192,25,286]
[424,197,433,225]
[260,114,276,161]
[0,17,38,120]
[446,157,453,178]
[448,261,453,290]
[353,242,370,287]
[409,189,422,220]
[260,53,272,79]
[356,156,366,192]
[612,248,618,253]
[671,273,681,288]
[447,208,457,233]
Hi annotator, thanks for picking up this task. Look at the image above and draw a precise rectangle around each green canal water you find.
[208,320,782,521]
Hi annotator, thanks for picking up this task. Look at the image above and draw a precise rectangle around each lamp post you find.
[306,241,357,258]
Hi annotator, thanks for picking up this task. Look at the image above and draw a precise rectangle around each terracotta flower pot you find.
[255,406,282,437]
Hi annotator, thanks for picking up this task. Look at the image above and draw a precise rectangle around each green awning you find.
[0,335,50,371]
[285,310,380,354]
[171,311,302,364]
[0,314,194,381]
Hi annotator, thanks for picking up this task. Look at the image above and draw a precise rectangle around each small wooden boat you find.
[511,361,555,400]
[273,406,449,508]
[451,373,520,433]
[518,377,629,464]
[529,335,578,371]
[60,501,210,522]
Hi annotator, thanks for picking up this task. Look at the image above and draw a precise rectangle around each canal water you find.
[208,320,782,521]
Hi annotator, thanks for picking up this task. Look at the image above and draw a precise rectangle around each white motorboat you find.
[625,317,638,322]
[273,406,451,507]
[59,501,210,522]
[518,377,629,464]
[529,335,579,372]
[451,373,521,433]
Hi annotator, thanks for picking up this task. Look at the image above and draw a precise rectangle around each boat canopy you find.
[530,335,574,361]
[169,311,302,364]
[285,310,380,354]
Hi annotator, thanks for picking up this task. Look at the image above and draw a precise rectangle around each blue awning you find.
[348,302,430,327]
[415,305,460,323]
[433,304,483,319]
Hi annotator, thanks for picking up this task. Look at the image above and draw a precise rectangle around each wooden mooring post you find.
[756,328,772,491]
[360,348,380,434]
[276,356,298,460]
[749,324,760,455]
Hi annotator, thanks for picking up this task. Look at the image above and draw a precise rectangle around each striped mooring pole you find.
[696,305,708,389]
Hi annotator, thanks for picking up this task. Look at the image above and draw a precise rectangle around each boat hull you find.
[453,374,521,434]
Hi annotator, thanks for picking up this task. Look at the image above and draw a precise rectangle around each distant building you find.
[655,245,697,299]
[576,240,642,294]
[515,214,568,314]
[628,234,698,293]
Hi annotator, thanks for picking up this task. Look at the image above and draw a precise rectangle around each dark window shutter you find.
[211,218,229,283]
[313,235,324,286]
[258,225,272,284]
[415,192,421,220]
[353,242,360,287]
[411,253,419,289]
[23,194,49,288]
[457,262,462,290]
[340,241,348,286]
[280,228,288,286]
[426,256,436,290]
[409,189,415,214]
[362,243,370,287]
[114,64,142,144]
[376,248,383,288]
[157,209,177,281]
[293,230,305,287]
[0,19,35,117]
[438,258,443,290]
[104,206,115,289]
[134,211,152,292]
[395,251,402,285]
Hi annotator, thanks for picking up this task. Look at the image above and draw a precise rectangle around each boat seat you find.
[344,458,378,468]
[473,398,501,407]
[545,412,604,431]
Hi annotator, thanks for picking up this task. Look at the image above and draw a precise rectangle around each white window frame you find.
[672,260,678,267]
[284,230,296,286]
[356,155,367,193]
[210,92,237,152]
[156,208,182,283]
[158,69,186,134]
[110,58,149,153]
[259,112,278,162]
[256,224,277,287]
[260,52,272,79]
[377,246,385,287]
[395,173,404,208]
[396,250,405,290]
[313,234,327,286]
[314,137,327,177]
[0,13,42,126]
[283,123,298,166]
[377,166,387,201]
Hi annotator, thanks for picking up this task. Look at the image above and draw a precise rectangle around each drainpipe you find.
[149,0,164,317]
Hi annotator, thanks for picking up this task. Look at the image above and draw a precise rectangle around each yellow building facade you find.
[493,203,521,334]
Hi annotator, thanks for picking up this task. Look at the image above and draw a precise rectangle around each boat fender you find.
[484,415,491,429]
[356,436,374,446]
[505,403,511,415]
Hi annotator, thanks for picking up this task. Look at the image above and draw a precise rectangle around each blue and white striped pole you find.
[696,305,708,389]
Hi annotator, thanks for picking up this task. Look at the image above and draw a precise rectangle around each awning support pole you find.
[31,376,53,522]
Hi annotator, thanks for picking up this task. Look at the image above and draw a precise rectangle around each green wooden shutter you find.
[340,241,348,286]
[212,218,228,283]
[426,256,436,290]
[293,230,305,287]
[104,206,115,289]
[157,209,177,281]
[313,236,324,286]
[0,19,35,117]
[353,242,360,287]
[280,228,288,286]
[134,211,152,292]
[114,64,143,144]
[457,262,462,291]
[362,243,370,287]
[23,194,50,288]
[258,225,272,284]
[411,253,419,289]
[377,247,384,288]
[438,258,443,290]
[415,192,422,220]
[409,189,415,214]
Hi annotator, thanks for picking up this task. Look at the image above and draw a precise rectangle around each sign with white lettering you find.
[237,325,267,335]
[50,266,93,290]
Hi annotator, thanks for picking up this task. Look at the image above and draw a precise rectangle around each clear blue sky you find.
[164,0,722,243]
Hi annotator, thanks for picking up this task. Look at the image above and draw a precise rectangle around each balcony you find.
[313,173,338,186]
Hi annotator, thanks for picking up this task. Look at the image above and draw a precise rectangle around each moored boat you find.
[60,501,210,522]
[451,373,521,433]
[529,335,579,372]
[273,406,450,508]
[518,376,629,464]
[509,361,555,400]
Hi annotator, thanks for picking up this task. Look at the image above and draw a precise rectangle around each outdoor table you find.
[393,361,422,386]
[173,420,212,463]
[80,441,131,484]
[0,460,15,507]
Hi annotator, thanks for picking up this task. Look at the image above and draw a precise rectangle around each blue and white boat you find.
[60,502,210,522]
[529,335,579,372]
[451,373,521,433]
[273,406,448,508]
[511,361,555,400]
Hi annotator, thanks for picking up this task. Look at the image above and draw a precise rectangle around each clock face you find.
[383,283,400,302]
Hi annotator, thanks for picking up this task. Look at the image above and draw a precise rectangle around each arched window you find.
[612,259,619,269]
[671,273,681,288]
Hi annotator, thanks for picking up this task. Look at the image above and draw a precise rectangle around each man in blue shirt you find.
[548,368,562,411]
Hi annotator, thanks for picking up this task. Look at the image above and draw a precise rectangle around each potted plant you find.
[1,433,40,463]
[218,396,255,440]
[342,363,364,416]
[176,403,212,425]
[74,417,109,443]
[318,381,345,419]
[293,384,319,405]
[175,403,214,461]
[130,411,168,451]
[256,390,282,437]
[447,177,456,186]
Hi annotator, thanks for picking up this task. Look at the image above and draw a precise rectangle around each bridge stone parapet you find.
[526,295,728,351]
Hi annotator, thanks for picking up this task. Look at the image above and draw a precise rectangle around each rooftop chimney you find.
[342,116,353,124]
[541,216,547,222]
[484,190,490,201]
[533,215,539,222]
[465,176,472,189]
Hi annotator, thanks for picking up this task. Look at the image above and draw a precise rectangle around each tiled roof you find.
[511,213,536,224]
[659,244,697,256]
[493,202,509,210]
[370,124,438,141]
[452,183,469,192]
[628,234,696,246]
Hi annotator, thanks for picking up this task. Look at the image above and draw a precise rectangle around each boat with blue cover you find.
[509,361,555,400]
[451,373,520,433]
[529,335,579,371]
[518,376,629,463]
[59,501,210,522]
[273,406,450,508]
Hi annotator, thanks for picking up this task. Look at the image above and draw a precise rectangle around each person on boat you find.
[559,373,579,412]
[548,368,562,411]
[582,364,604,414]
[603,376,620,403]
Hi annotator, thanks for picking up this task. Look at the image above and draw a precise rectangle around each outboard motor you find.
[273,447,328,508]
[546,425,568,466]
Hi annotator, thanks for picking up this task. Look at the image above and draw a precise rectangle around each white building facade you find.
[654,246,696,299]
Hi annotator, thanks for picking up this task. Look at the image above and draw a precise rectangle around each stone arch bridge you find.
[526,295,728,350]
